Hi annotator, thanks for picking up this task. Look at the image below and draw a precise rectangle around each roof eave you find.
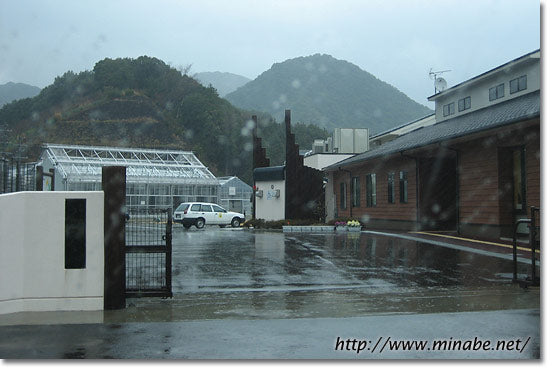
[325,111,540,172]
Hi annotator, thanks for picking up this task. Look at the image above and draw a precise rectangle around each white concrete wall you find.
[434,55,540,122]
[0,191,104,315]
[303,154,354,171]
[254,180,285,221]
[325,172,336,222]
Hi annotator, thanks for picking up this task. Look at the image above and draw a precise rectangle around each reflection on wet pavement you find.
[119,227,539,322]
[0,227,539,326]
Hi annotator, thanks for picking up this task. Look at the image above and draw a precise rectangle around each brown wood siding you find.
[525,126,540,214]
[458,141,500,225]
[332,156,417,223]
[458,122,540,228]
[331,119,540,236]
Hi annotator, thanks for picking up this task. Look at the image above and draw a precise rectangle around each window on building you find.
[510,75,527,94]
[458,96,471,112]
[387,172,395,204]
[366,173,377,207]
[399,171,408,203]
[351,176,360,207]
[340,182,347,210]
[489,83,505,101]
[443,102,455,117]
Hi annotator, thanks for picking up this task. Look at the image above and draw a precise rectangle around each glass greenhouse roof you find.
[41,144,217,184]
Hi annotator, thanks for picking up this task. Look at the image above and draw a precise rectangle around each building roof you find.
[217,176,252,188]
[40,144,218,184]
[369,113,436,140]
[253,166,285,181]
[325,90,540,171]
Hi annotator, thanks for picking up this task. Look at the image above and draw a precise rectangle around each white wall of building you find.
[0,191,104,315]
[433,53,540,122]
[303,154,354,171]
[325,171,336,222]
[254,180,285,221]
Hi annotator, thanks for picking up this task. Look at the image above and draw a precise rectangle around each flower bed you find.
[334,220,362,232]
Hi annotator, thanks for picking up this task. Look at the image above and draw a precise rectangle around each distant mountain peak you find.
[194,71,251,97]
[0,82,41,107]
[225,54,432,134]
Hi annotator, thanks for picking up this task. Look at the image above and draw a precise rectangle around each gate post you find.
[102,166,126,310]
[165,208,173,296]
[36,166,44,191]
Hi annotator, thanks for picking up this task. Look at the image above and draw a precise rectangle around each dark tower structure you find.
[252,115,270,219]
[284,110,325,221]
[252,115,270,170]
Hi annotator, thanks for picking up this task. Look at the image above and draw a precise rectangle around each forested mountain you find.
[0,82,41,107]
[194,71,251,97]
[0,56,328,183]
[225,54,433,134]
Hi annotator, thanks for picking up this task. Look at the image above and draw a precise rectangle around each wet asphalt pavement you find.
[0,227,540,359]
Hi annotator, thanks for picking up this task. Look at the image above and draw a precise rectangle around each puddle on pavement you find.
[108,229,539,323]
[0,229,540,325]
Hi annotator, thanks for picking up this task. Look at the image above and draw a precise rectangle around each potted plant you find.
[335,221,348,231]
[347,220,362,232]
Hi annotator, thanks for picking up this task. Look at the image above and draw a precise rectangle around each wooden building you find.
[324,50,540,241]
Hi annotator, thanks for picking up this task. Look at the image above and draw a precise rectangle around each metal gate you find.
[513,206,540,288]
[1,159,36,193]
[125,208,172,297]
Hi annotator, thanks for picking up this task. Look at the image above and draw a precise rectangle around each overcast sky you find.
[0,0,542,108]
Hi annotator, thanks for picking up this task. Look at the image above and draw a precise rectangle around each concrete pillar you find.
[102,166,126,310]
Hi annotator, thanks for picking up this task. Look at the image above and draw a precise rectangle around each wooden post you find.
[102,166,126,310]
[36,166,43,191]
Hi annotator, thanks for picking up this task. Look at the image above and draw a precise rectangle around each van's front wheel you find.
[231,218,241,228]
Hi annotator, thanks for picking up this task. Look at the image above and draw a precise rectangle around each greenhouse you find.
[217,176,253,219]
[39,144,219,212]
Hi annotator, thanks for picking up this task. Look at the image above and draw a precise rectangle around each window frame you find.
[387,172,395,204]
[489,83,505,101]
[365,173,377,207]
[443,102,455,117]
[351,176,361,208]
[510,75,527,94]
[399,171,408,203]
[458,96,471,112]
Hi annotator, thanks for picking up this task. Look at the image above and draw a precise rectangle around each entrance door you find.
[418,154,458,231]
[498,146,527,237]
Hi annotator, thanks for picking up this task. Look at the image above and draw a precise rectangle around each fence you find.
[125,208,172,297]
[0,159,36,193]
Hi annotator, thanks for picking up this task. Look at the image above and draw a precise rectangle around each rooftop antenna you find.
[429,68,451,94]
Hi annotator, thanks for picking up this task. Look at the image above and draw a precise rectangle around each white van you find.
[173,202,245,229]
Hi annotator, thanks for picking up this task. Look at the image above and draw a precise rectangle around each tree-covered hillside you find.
[0,56,328,183]
[225,54,433,134]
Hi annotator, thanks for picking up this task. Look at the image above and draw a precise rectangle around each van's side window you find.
[191,204,201,211]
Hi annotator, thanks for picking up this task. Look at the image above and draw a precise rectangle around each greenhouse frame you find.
[217,176,253,219]
[39,144,220,213]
